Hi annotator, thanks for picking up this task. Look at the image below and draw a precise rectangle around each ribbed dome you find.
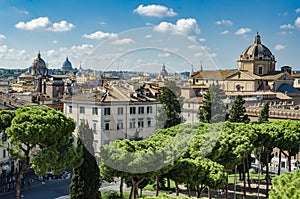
[62,57,73,70]
[241,33,273,59]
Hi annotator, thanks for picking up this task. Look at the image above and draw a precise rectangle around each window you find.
[93,122,97,132]
[130,119,135,129]
[138,119,144,128]
[68,105,72,114]
[147,106,152,114]
[79,106,85,114]
[104,121,110,130]
[118,107,124,115]
[92,107,98,115]
[130,107,136,114]
[117,121,124,130]
[2,132,7,142]
[258,66,263,75]
[138,107,144,114]
[147,118,151,127]
[3,149,6,158]
[104,107,110,115]
[188,103,190,108]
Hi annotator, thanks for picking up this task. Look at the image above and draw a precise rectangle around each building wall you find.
[64,101,160,156]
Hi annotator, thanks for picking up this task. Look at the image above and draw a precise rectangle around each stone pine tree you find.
[5,106,82,199]
[157,81,182,129]
[198,84,227,123]
[228,95,249,123]
[258,101,269,123]
[70,120,100,199]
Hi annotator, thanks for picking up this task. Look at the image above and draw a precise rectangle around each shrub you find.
[101,190,119,199]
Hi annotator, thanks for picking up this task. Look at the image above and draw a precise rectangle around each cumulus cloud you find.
[15,17,50,30]
[274,44,285,51]
[110,38,134,45]
[221,30,229,35]
[280,24,294,29]
[154,18,201,36]
[0,34,5,40]
[83,31,118,40]
[15,17,74,32]
[47,20,75,32]
[215,19,233,26]
[133,4,177,17]
[235,28,251,35]
[296,8,300,13]
[295,17,300,28]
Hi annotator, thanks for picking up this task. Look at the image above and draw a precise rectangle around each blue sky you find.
[0,0,300,73]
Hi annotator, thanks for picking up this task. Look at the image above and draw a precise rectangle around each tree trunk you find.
[246,155,251,188]
[129,178,135,199]
[120,177,124,199]
[15,158,27,199]
[278,149,282,175]
[139,188,142,198]
[242,158,246,198]
[175,181,180,196]
[208,187,212,199]
[167,176,170,190]
[288,153,292,172]
[225,176,228,199]
[196,185,200,198]
[266,150,270,199]
[156,175,159,196]
[187,183,191,198]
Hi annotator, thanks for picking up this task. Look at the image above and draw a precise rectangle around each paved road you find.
[1,178,71,199]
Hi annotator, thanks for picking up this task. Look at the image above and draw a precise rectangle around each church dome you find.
[31,52,48,76]
[62,57,73,71]
[240,33,274,59]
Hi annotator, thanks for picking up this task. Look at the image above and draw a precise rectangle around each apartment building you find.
[63,82,161,157]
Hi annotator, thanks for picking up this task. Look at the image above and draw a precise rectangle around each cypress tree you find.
[258,101,269,123]
[70,121,100,199]
[228,95,249,123]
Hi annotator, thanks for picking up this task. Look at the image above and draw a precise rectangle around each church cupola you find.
[238,33,276,76]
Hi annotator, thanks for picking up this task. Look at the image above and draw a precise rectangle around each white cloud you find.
[15,17,50,30]
[71,44,94,51]
[133,4,177,17]
[235,28,251,35]
[110,38,134,45]
[280,24,294,29]
[0,34,6,40]
[199,38,206,42]
[12,7,29,15]
[188,44,201,50]
[15,17,74,32]
[296,8,300,13]
[295,17,300,28]
[145,22,153,26]
[274,44,285,51]
[47,20,74,32]
[52,40,58,44]
[154,18,201,36]
[221,30,229,35]
[83,31,118,40]
[0,45,8,53]
[279,31,293,36]
[145,34,152,38]
[215,19,233,26]
[99,21,106,25]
